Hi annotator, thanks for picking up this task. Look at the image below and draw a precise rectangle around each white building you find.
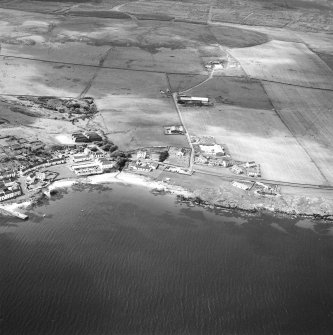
[71,163,102,176]
[232,181,250,191]
[96,158,117,170]
[177,95,210,105]
[72,153,91,163]
[199,144,224,156]
[136,151,147,159]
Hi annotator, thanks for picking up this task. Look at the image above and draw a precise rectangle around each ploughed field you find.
[0,0,332,186]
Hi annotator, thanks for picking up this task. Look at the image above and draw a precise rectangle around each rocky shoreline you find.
[1,172,333,223]
[173,194,333,221]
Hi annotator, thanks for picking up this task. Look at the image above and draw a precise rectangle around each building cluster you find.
[0,135,51,172]
[191,135,262,177]
[205,60,225,70]
[127,146,191,174]
[127,160,159,172]
[231,180,280,197]
[193,136,228,166]
[165,146,191,167]
[20,158,66,176]
[230,161,261,178]
[164,125,185,135]
[0,177,21,202]
[71,131,103,143]
[253,182,280,197]
[70,145,118,176]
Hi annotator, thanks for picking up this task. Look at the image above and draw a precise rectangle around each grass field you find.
[229,40,333,89]
[85,69,189,150]
[263,82,333,184]
[211,0,333,32]
[0,57,95,97]
[121,1,210,23]
[102,46,205,74]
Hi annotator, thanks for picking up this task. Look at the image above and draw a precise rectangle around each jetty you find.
[0,206,28,220]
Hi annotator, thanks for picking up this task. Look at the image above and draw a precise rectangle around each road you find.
[170,92,195,173]
[194,168,333,190]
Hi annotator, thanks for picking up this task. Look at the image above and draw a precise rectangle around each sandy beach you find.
[87,172,194,197]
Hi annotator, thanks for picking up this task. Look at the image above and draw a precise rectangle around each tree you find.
[117,157,128,170]
[109,145,118,153]
[159,151,169,162]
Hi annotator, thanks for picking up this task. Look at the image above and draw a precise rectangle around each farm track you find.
[78,47,114,98]
[179,69,214,94]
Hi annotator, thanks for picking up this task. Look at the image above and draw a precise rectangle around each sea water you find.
[0,182,332,334]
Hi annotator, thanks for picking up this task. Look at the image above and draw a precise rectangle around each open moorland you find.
[0,0,332,216]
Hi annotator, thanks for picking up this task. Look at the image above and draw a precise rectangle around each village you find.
[0,57,281,208]
[0,86,279,210]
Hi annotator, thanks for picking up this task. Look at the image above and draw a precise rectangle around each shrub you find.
[159,151,169,162]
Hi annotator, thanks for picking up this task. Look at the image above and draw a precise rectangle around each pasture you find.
[229,40,333,89]
[121,1,210,23]
[263,82,333,184]
[0,56,95,97]
[85,69,189,150]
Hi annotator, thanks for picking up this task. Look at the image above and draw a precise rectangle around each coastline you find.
[1,171,333,221]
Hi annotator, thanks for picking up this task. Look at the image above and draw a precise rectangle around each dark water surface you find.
[1,183,333,335]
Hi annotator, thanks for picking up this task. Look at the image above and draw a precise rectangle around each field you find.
[263,82,333,184]
[121,1,210,23]
[229,40,333,89]
[179,104,325,184]
[211,0,333,32]
[102,46,205,74]
[0,57,95,97]
[84,69,189,150]
[209,25,268,48]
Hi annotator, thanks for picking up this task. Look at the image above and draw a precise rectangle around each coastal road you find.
[194,168,333,190]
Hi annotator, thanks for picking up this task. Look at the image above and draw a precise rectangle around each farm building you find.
[199,144,224,156]
[136,151,147,159]
[164,125,185,135]
[205,60,225,70]
[177,95,211,106]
